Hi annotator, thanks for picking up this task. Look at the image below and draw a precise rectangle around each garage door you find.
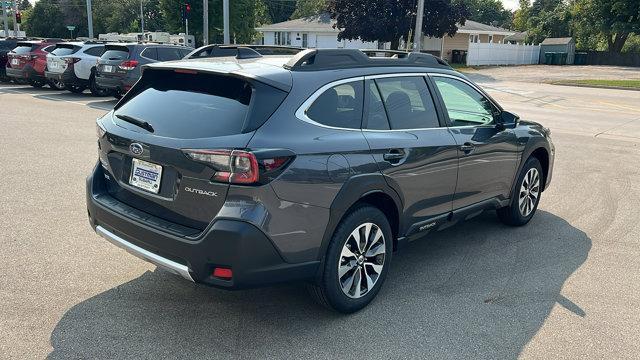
[316,35,338,48]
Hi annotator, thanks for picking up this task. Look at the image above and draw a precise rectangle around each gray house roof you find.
[504,31,527,42]
[256,13,515,36]
[256,13,337,33]
[541,37,574,45]
[457,20,513,34]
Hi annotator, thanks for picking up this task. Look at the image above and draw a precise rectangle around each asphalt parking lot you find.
[1,65,639,359]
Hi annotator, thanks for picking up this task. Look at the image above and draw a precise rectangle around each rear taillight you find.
[185,149,259,184]
[118,60,139,71]
[184,149,294,185]
[64,57,81,64]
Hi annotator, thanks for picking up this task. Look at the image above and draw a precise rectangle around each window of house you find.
[469,34,479,43]
[274,32,291,46]
[488,35,494,44]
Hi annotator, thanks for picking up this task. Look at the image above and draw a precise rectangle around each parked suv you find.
[6,39,62,88]
[95,43,192,98]
[45,41,110,95]
[86,49,554,313]
[1,38,23,82]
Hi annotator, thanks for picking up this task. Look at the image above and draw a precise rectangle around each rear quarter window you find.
[305,81,364,129]
[157,47,184,61]
[51,46,79,56]
[140,47,158,60]
[101,48,129,60]
[83,46,105,57]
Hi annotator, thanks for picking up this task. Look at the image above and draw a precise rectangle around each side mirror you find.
[497,111,519,130]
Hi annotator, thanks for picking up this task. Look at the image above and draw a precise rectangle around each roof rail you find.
[284,49,451,71]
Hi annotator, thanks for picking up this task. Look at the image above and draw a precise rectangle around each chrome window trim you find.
[294,72,500,132]
[295,76,365,132]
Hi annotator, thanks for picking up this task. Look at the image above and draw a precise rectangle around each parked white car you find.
[45,41,111,96]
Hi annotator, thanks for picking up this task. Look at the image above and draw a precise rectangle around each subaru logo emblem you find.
[129,143,144,156]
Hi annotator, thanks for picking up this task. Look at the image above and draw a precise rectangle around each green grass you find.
[551,79,640,89]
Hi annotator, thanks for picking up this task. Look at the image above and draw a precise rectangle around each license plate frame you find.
[130,158,163,194]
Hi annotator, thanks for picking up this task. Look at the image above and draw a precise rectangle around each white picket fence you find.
[467,43,541,66]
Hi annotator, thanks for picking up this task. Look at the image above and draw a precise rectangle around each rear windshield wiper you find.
[115,114,154,133]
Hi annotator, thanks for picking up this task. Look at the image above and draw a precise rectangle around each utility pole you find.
[140,0,144,34]
[86,0,94,39]
[412,0,425,52]
[223,0,229,44]
[13,0,18,37]
[203,0,208,45]
[2,1,9,37]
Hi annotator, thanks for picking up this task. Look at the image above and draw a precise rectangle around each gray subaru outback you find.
[86,48,554,313]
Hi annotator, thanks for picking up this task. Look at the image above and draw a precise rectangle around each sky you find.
[501,0,520,11]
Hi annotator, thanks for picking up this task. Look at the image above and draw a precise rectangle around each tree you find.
[511,0,571,44]
[22,0,66,38]
[573,0,640,53]
[329,0,469,50]
[291,0,327,19]
[461,0,513,28]
[265,0,296,23]
[513,0,531,31]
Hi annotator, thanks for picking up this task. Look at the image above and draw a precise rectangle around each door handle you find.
[460,143,475,153]
[383,149,406,162]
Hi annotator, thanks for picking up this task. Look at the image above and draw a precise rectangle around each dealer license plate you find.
[103,65,114,73]
[130,158,162,194]
[11,59,19,65]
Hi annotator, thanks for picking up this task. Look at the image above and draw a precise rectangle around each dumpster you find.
[559,52,568,65]
[544,52,554,64]
[574,52,587,65]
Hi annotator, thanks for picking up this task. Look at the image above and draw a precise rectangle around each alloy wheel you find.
[338,222,386,299]
[518,168,540,217]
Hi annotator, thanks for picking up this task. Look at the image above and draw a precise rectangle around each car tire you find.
[48,79,66,90]
[308,205,393,313]
[497,157,543,226]
[67,84,86,94]
[89,74,111,97]
[29,80,45,88]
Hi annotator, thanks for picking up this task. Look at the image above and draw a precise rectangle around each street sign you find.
[66,26,76,31]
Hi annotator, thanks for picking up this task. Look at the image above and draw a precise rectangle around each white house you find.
[256,14,516,63]
[256,13,381,50]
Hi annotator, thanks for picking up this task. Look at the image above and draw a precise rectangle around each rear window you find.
[114,70,287,139]
[101,47,129,60]
[51,45,79,56]
[12,44,36,54]
[0,41,18,50]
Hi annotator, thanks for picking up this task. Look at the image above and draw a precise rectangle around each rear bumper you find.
[95,72,135,92]
[6,64,44,81]
[45,68,87,87]
[86,163,319,289]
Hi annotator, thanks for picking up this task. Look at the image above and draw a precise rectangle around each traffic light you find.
[181,3,191,22]
[15,11,21,24]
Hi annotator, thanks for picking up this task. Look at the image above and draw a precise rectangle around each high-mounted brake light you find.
[119,60,139,71]
[174,69,197,74]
